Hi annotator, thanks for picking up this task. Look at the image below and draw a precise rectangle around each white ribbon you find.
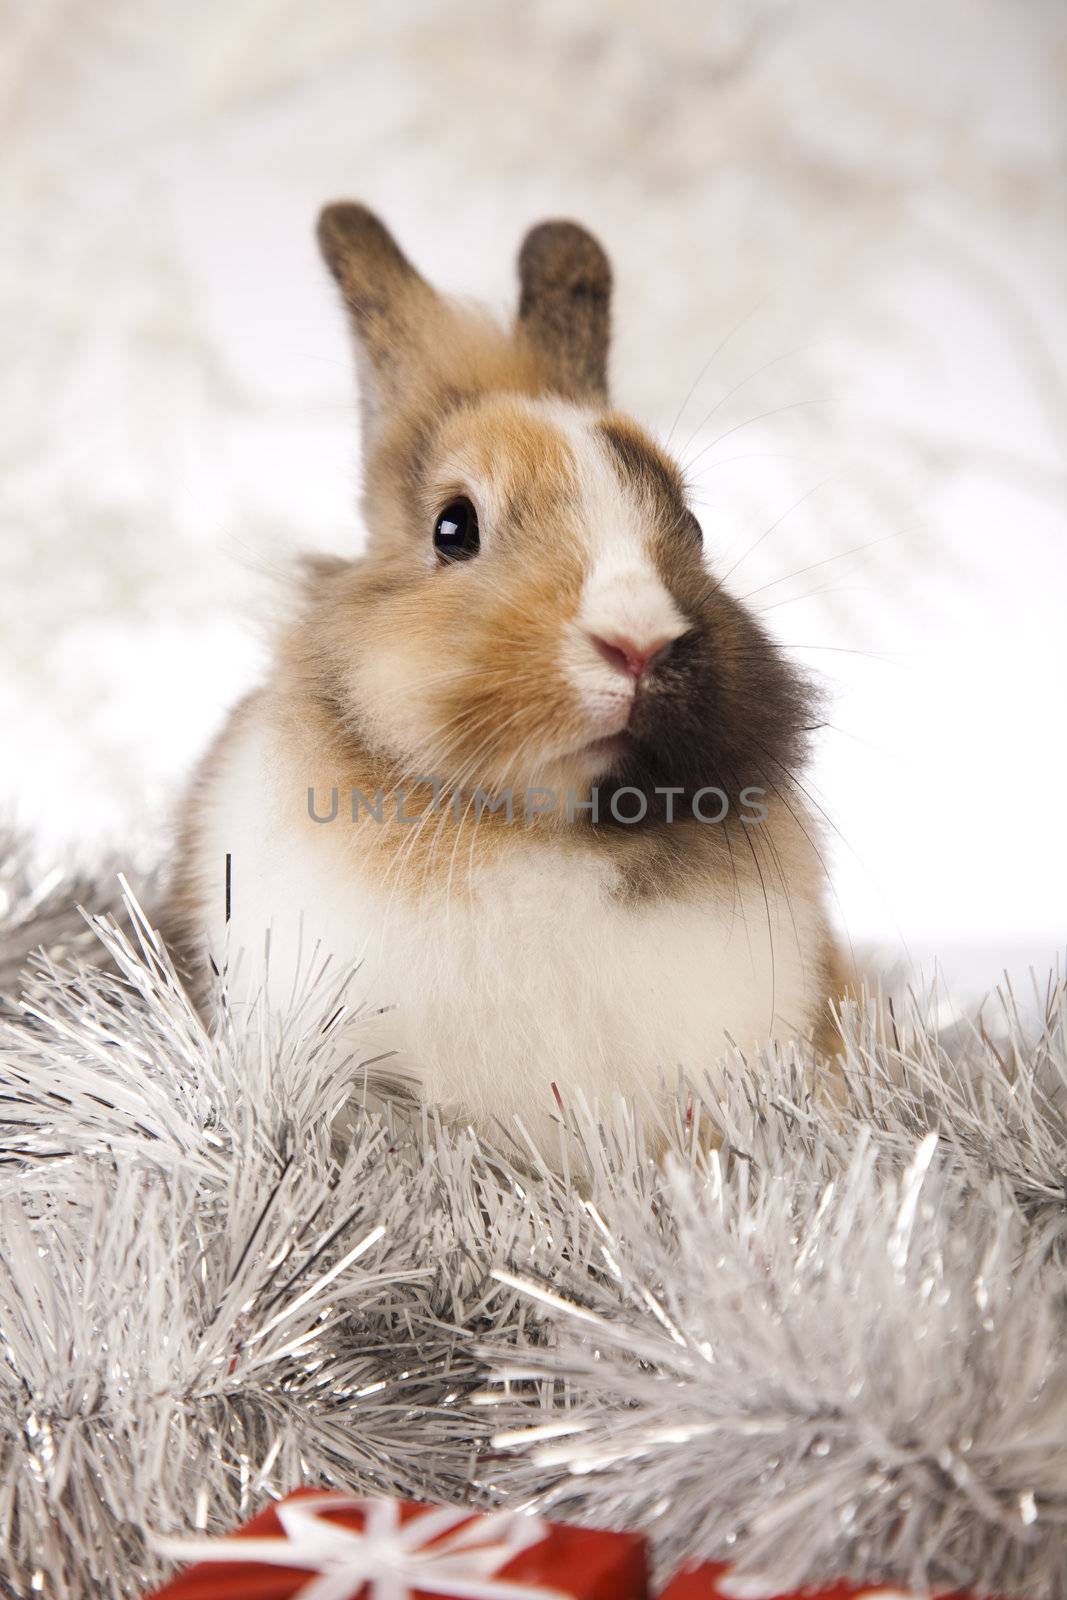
[156,1495,566,1600]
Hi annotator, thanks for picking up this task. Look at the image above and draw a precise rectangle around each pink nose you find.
[589,631,674,682]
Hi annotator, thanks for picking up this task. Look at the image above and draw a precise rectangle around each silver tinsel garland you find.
[0,836,1064,1599]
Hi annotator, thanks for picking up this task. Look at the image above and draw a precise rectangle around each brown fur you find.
[597,416,687,504]
[516,220,612,399]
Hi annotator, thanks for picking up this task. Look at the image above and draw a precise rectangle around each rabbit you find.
[165,202,845,1148]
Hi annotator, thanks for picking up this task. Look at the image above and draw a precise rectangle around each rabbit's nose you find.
[588,630,674,682]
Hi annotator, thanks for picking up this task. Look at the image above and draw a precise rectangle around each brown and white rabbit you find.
[166,203,843,1144]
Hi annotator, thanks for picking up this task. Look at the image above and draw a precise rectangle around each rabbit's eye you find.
[433,497,480,562]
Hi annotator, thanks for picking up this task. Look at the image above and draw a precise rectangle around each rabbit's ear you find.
[516,220,612,401]
[317,202,441,438]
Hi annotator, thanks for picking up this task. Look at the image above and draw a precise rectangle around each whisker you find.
[683,396,838,477]
[678,339,827,465]
[717,473,840,587]
[737,527,914,604]
[754,585,877,614]
[663,298,767,451]
[751,759,858,994]
[753,740,915,972]
[780,643,902,663]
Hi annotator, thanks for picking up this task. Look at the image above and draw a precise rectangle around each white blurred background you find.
[2,1,1065,1001]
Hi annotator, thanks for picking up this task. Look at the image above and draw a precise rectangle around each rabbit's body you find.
[174,679,831,1141]
[167,205,841,1140]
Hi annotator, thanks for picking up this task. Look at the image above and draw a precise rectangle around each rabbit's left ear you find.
[317,201,442,441]
[516,220,612,401]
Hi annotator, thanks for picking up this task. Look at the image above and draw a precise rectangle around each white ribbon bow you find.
[156,1495,566,1600]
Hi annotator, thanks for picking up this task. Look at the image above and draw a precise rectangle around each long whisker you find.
[753,739,915,972]
[780,643,902,664]
[682,396,838,477]
[663,299,767,451]
[754,585,877,614]
[749,755,858,992]
[717,474,839,587]
[737,527,914,604]
[678,338,826,465]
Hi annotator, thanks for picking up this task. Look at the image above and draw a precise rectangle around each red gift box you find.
[148,1491,649,1600]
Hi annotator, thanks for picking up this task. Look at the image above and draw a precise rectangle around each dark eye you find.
[433,496,480,562]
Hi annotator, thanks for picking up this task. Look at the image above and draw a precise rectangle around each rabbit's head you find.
[309,203,813,809]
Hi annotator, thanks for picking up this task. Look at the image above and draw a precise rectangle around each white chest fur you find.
[185,704,826,1149]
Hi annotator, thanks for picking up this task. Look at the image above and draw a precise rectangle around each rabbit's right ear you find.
[317,202,441,441]
[516,220,612,401]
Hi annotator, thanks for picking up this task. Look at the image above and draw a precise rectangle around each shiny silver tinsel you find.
[0,841,1064,1598]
